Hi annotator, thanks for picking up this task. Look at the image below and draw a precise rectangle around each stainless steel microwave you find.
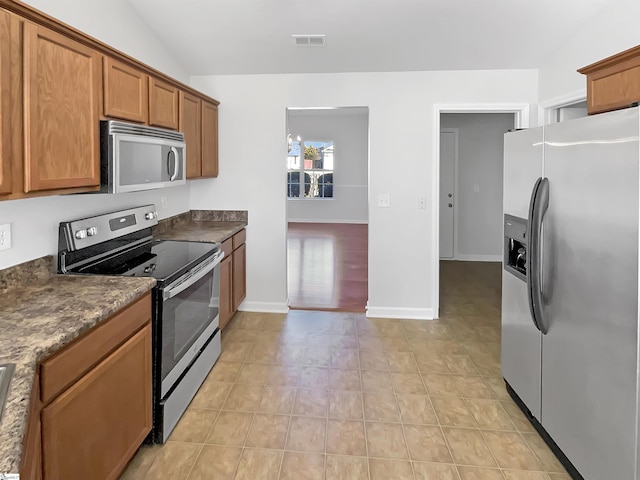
[99,120,186,193]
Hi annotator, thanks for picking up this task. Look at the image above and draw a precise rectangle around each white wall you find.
[190,70,538,317]
[538,0,640,103]
[0,0,191,270]
[440,113,514,261]
[287,109,368,223]
[22,0,189,82]
[0,187,190,270]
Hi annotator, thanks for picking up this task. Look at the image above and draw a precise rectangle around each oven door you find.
[159,252,223,396]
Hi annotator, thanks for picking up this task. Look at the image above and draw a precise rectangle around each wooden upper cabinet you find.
[149,77,179,130]
[579,45,640,115]
[103,57,148,123]
[22,22,100,193]
[179,91,202,178]
[201,100,218,177]
[0,9,11,195]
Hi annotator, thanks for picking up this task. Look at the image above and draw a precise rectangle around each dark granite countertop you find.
[0,257,156,475]
[153,209,248,244]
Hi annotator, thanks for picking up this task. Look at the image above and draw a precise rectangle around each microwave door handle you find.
[163,251,224,301]
[168,147,179,181]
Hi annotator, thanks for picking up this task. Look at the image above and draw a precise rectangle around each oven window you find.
[161,267,220,384]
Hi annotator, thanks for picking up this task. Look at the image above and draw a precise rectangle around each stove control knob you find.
[86,227,98,237]
[145,212,156,220]
[74,229,87,240]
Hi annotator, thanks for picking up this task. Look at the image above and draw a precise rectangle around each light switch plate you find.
[417,195,426,209]
[377,194,391,208]
[0,224,11,251]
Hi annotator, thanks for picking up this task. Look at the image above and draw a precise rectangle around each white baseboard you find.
[287,218,368,224]
[444,254,502,262]
[366,305,435,320]
[238,301,289,314]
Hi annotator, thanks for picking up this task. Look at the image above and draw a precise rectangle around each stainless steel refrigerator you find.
[502,106,640,480]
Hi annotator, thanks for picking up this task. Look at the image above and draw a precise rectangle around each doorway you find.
[433,104,529,318]
[286,107,370,312]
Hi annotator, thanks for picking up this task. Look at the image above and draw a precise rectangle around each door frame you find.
[439,128,459,260]
[432,103,530,318]
[537,89,586,125]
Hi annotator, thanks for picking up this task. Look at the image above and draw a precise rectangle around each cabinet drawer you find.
[221,238,233,258]
[40,293,151,404]
[232,229,246,250]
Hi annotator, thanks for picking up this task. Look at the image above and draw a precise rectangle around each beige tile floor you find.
[120,261,571,480]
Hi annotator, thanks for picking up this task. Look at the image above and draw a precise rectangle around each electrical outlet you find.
[161,197,168,209]
[417,195,426,209]
[377,194,391,208]
[0,223,12,251]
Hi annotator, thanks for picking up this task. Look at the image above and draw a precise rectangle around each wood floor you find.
[287,223,368,312]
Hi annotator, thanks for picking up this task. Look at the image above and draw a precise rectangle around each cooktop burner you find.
[75,239,219,282]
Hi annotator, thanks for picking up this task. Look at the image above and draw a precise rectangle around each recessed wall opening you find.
[438,112,515,322]
[433,103,529,320]
[285,106,370,312]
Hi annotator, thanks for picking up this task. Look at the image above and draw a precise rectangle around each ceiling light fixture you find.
[287,132,301,153]
[292,34,326,47]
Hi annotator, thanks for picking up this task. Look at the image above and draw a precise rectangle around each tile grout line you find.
[183,444,205,480]
[395,323,419,480]
[422,326,466,480]
[354,314,372,480]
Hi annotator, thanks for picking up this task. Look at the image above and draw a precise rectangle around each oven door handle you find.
[163,251,224,301]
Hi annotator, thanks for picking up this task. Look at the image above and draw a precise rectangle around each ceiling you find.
[125,0,612,76]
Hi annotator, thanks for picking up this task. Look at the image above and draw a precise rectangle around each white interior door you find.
[439,129,457,259]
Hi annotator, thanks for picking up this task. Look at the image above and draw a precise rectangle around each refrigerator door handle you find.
[527,177,550,334]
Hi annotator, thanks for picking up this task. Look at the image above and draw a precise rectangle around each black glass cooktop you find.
[76,239,219,283]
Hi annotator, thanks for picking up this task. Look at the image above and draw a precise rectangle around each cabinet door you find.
[201,100,218,177]
[41,324,152,480]
[219,256,233,329]
[179,91,201,178]
[23,22,100,193]
[103,57,148,123]
[149,77,179,130]
[0,9,11,195]
[233,243,246,311]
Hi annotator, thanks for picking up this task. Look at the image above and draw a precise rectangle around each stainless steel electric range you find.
[58,205,223,443]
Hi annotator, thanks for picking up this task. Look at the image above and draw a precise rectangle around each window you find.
[287,140,334,198]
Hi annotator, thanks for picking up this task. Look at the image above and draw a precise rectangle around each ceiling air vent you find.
[292,35,326,47]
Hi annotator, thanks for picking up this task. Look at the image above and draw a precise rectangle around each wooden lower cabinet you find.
[219,229,247,328]
[20,294,152,480]
[41,323,152,480]
[219,255,233,329]
[233,243,247,311]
